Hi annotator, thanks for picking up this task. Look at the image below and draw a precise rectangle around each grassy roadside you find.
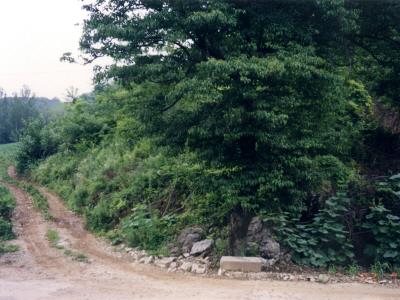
[0,183,17,254]
[0,144,18,254]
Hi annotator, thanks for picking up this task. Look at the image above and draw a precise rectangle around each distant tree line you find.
[0,86,64,144]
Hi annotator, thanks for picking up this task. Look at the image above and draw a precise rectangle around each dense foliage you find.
[0,87,64,144]
[0,184,15,241]
[0,144,18,253]
[13,0,400,268]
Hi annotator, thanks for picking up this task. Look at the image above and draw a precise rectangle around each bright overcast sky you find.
[0,0,93,99]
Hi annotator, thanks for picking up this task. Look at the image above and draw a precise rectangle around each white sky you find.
[0,0,93,99]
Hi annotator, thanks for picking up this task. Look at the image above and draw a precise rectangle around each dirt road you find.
[0,166,399,300]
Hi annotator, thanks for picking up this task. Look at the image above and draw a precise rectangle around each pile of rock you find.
[245,217,282,265]
[117,219,287,276]
[117,227,215,275]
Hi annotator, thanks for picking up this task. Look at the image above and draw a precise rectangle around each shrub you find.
[16,119,59,174]
[0,184,15,241]
[121,204,177,251]
[0,218,14,241]
[0,185,15,220]
[363,205,400,267]
[272,194,354,268]
[85,199,117,232]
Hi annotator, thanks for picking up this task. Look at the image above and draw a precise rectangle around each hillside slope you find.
[1,166,398,300]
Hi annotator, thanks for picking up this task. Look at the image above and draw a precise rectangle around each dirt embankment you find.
[0,166,399,300]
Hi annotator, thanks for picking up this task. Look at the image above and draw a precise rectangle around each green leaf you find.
[383,250,398,258]
[389,174,400,181]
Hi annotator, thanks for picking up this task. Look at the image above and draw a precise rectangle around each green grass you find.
[0,243,18,254]
[371,261,390,280]
[0,156,17,254]
[46,228,60,247]
[22,183,51,220]
[328,265,338,275]
[0,179,16,253]
[347,263,360,278]
[63,249,89,263]
[46,228,89,263]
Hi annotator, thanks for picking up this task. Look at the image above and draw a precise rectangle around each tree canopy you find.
[76,0,398,212]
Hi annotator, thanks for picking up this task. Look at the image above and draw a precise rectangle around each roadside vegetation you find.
[5,0,400,276]
[21,183,51,220]
[0,144,18,254]
[0,184,16,245]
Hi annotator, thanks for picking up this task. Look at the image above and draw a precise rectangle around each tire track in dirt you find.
[1,165,400,300]
[1,170,81,276]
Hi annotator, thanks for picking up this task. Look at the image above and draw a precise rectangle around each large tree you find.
[78,0,393,216]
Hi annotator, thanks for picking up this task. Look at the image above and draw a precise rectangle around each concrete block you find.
[220,256,264,273]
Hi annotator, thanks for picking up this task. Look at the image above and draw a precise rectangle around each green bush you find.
[0,217,14,241]
[16,119,59,174]
[363,205,400,267]
[272,194,354,268]
[0,184,15,241]
[85,199,117,232]
[0,185,15,220]
[121,204,177,252]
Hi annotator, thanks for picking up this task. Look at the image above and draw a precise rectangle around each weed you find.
[328,265,338,274]
[214,238,229,258]
[347,263,360,278]
[46,228,60,247]
[73,252,89,263]
[64,249,89,263]
[371,261,390,280]
[0,243,18,254]
[63,249,72,255]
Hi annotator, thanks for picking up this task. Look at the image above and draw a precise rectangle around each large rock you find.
[139,255,155,264]
[177,227,204,254]
[246,217,272,246]
[180,261,193,272]
[220,256,264,273]
[246,217,281,259]
[318,274,330,284]
[260,240,280,259]
[191,263,207,274]
[190,239,214,256]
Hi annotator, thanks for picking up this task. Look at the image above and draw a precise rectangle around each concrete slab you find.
[220,256,264,273]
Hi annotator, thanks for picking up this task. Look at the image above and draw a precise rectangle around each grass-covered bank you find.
[14,87,399,275]
[0,144,18,254]
[0,183,16,253]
